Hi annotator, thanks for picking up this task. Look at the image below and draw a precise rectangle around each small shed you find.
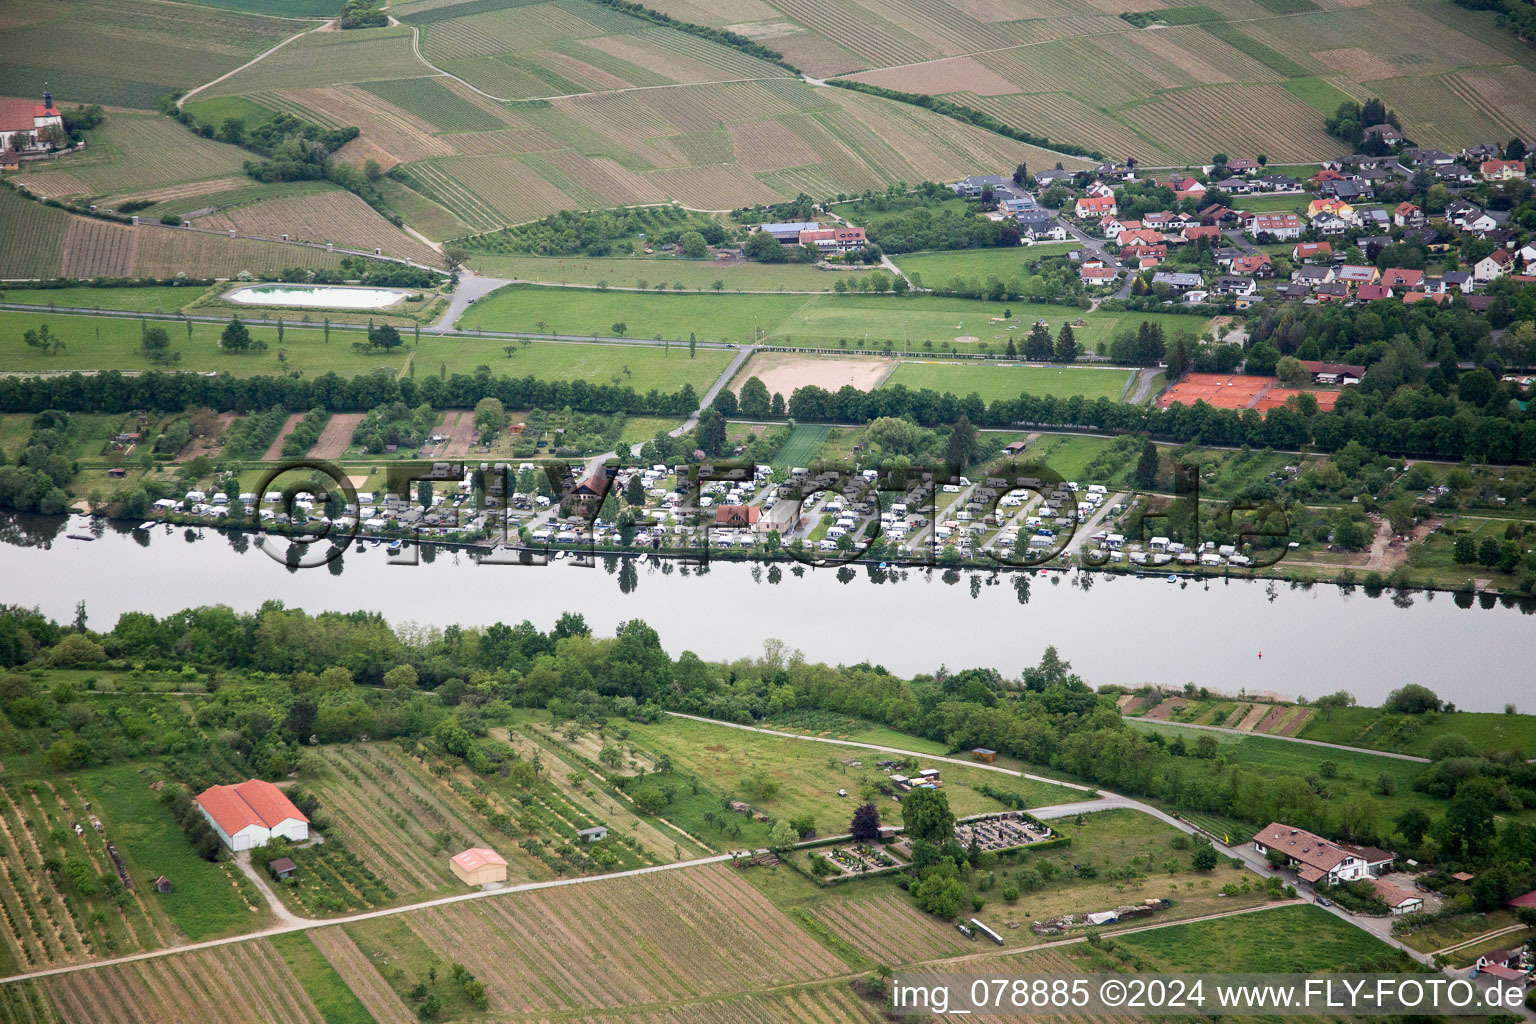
[972,748,997,763]
[577,826,609,843]
[450,847,507,886]
[153,876,173,894]
[268,857,297,881]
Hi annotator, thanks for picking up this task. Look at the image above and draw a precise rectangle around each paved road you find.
[1062,221,1132,300]
[1126,367,1162,404]
[1221,228,1261,256]
[1123,716,1431,763]
[432,270,511,329]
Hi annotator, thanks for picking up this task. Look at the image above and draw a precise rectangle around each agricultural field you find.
[883,362,1135,404]
[14,115,250,200]
[0,939,337,1024]
[0,285,215,314]
[201,26,433,97]
[0,191,353,281]
[645,0,1536,162]
[0,0,308,110]
[194,191,445,267]
[388,864,845,1014]
[1296,705,1536,757]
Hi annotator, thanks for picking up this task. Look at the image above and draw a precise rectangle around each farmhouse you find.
[798,226,865,253]
[0,91,62,153]
[195,779,310,852]
[449,847,507,886]
[1252,822,1394,886]
[756,221,820,243]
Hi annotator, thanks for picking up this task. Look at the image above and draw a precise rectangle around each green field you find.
[621,715,1084,832]
[893,245,1077,286]
[0,285,213,312]
[773,423,831,466]
[465,254,840,292]
[1119,903,1417,972]
[268,933,375,1024]
[79,764,266,942]
[462,286,1211,353]
[18,115,250,198]
[883,362,1134,403]
[1298,706,1536,757]
[0,310,732,391]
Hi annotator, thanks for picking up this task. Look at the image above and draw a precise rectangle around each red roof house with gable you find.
[196,779,310,851]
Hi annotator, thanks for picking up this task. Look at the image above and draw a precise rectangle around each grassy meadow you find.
[884,362,1134,403]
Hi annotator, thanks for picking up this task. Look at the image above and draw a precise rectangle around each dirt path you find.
[172,412,236,464]
[262,413,305,461]
[443,410,477,458]
[307,412,362,460]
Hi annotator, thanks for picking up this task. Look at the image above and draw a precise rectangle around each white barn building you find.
[195,778,310,851]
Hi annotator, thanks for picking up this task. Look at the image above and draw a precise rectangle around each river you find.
[2,513,1528,711]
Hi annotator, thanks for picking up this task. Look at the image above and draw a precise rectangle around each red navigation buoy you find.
[1258,651,1263,659]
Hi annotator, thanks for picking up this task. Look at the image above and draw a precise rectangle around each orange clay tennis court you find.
[1159,374,1342,413]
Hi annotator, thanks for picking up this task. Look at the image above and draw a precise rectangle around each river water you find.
[2,514,1528,711]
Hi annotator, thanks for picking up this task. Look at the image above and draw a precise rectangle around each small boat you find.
[387,540,403,554]
[66,533,95,541]
[137,522,155,530]
[555,550,567,560]
[1166,574,1176,582]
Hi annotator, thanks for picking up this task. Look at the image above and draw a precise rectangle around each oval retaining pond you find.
[225,284,411,309]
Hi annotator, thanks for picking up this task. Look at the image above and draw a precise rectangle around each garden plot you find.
[807,891,974,963]
[306,412,363,460]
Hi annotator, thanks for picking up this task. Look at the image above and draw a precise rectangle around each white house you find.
[1475,250,1514,284]
[1253,822,1394,886]
[196,779,310,851]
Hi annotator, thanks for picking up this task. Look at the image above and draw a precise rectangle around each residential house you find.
[1476,249,1514,283]
[1100,216,1135,239]
[1273,281,1310,300]
[1380,268,1424,290]
[1338,264,1381,286]
[1232,253,1272,277]
[1445,199,1483,227]
[1118,228,1163,248]
[1468,210,1509,235]
[1016,210,1066,240]
[1520,243,1536,272]
[1182,224,1221,242]
[1320,178,1373,202]
[1437,163,1478,184]
[1480,159,1526,181]
[1293,241,1333,263]
[1151,271,1204,291]
[1461,143,1501,164]
[1442,270,1473,293]
[1215,176,1253,193]
[715,505,763,531]
[1252,823,1394,886]
[1408,147,1454,166]
[1362,123,1404,146]
[0,91,62,153]
[1213,245,1244,266]
[1259,173,1299,191]
[1315,281,1351,302]
[1295,265,1337,286]
[1033,167,1075,188]
[1080,265,1118,286]
[1356,284,1392,302]
[952,174,1010,197]
[1074,195,1117,219]
[1394,202,1424,228]
[1215,275,1256,296]
[0,148,17,171]
[798,226,866,253]
[1245,212,1304,240]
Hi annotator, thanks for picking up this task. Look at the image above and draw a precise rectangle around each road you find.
[1061,220,1132,300]
[1123,716,1431,763]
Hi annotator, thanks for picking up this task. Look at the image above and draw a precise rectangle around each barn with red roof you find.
[195,779,309,851]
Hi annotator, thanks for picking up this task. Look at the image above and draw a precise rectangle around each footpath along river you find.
[0,512,1529,711]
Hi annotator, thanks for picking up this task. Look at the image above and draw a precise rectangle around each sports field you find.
[884,361,1134,403]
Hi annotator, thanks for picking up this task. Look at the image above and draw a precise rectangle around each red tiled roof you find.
[1253,822,1355,875]
[196,779,308,836]
[715,504,760,525]
[1508,889,1536,909]
[1371,877,1417,907]
[1479,964,1526,981]
[450,847,506,872]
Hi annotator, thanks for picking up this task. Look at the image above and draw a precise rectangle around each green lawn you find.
[1298,706,1536,757]
[883,362,1133,403]
[464,254,839,292]
[0,310,730,392]
[893,245,1076,285]
[0,285,214,313]
[1283,77,1361,116]
[1232,193,1308,213]
[460,285,1211,354]
[77,764,267,942]
[1119,903,1417,972]
[268,932,376,1024]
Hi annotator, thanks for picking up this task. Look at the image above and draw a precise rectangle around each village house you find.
[1380,268,1424,290]
[1080,265,1118,286]
[0,91,63,153]
[714,504,763,531]
[1315,280,1351,302]
[1356,283,1392,302]
[195,779,310,852]
[1215,275,1256,297]
[1244,211,1304,240]
[1371,877,1423,915]
[1295,265,1337,286]
[1476,249,1514,283]
[1231,253,1272,277]
[1252,823,1394,886]
[1075,195,1117,219]
[1152,271,1203,291]
[1292,241,1333,263]
[1362,123,1404,147]
[1338,264,1381,286]
[952,173,1012,197]
[798,226,866,253]
[1016,209,1066,240]
[1480,159,1525,181]
[1394,202,1424,228]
